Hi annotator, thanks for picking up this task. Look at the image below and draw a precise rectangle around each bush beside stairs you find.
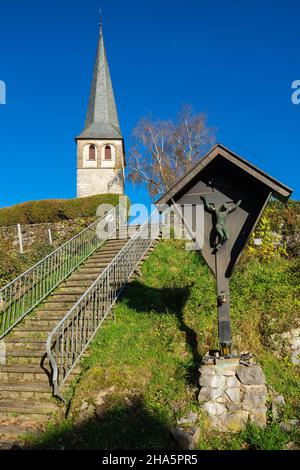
[0,224,161,448]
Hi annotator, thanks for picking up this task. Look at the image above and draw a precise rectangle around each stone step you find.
[4,337,46,344]
[84,262,112,269]
[0,383,52,401]
[55,287,87,295]
[9,332,49,342]
[0,414,48,426]
[44,295,78,302]
[7,350,52,358]
[18,313,107,333]
[69,274,99,281]
[5,342,45,352]
[77,268,105,274]
[80,261,109,267]
[98,245,125,251]
[23,319,62,328]
[94,248,124,255]
[42,300,76,308]
[104,238,130,243]
[87,247,119,258]
[0,383,50,392]
[0,400,58,416]
[6,351,78,367]
[28,314,66,321]
[21,318,56,327]
[99,247,127,253]
[84,255,115,262]
[14,325,51,333]
[0,364,80,384]
[37,307,69,313]
[76,268,105,274]
[7,356,49,367]
[62,281,92,288]
[0,365,51,384]
[48,294,82,301]
[98,245,127,251]
[0,423,44,449]
[90,248,121,255]
[79,259,108,265]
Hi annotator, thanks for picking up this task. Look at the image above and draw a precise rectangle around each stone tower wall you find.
[77,139,125,197]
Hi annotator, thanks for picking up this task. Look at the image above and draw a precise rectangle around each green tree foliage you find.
[246,200,300,261]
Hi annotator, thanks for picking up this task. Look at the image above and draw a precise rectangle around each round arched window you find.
[104,145,112,160]
[88,145,96,160]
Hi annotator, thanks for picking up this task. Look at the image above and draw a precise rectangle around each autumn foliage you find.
[128,105,215,198]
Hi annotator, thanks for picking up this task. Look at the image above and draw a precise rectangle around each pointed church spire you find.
[77,19,122,139]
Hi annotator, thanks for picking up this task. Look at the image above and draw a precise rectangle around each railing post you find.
[17,224,24,254]
[48,228,53,245]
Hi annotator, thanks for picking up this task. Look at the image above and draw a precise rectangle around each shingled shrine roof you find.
[156,144,293,205]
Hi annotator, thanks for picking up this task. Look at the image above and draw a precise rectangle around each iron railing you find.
[0,205,121,339]
[46,214,162,398]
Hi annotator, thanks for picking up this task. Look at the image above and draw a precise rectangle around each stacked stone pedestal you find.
[198,357,268,432]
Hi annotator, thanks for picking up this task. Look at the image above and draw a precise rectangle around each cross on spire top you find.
[99,7,103,35]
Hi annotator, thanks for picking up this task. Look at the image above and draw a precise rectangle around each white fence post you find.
[48,228,53,245]
[17,223,24,254]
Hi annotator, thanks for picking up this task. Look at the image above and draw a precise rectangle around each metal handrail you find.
[0,205,121,339]
[46,213,162,399]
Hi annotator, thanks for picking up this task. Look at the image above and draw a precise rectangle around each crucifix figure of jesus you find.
[201,195,242,250]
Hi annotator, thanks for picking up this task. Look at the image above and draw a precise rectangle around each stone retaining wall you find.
[0,218,96,253]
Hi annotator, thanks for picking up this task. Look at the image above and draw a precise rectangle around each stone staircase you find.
[0,224,160,448]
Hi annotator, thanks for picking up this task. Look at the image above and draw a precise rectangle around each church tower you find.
[76,22,125,197]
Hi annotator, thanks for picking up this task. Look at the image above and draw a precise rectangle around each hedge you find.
[0,194,127,226]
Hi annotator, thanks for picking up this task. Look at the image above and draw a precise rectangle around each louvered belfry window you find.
[89,145,96,160]
[105,145,112,160]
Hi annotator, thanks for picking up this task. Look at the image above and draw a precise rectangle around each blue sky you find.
[0,0,299,210]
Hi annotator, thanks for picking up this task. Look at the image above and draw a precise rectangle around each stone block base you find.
[198,356,268,432]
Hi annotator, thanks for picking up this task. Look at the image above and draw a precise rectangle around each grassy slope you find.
[31,240,300,450]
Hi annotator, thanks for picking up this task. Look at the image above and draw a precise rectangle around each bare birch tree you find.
[127,105,215,198]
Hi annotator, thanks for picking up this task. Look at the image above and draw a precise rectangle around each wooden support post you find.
[215,244,231,356]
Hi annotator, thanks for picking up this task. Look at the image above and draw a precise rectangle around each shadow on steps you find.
[25,395,177,450]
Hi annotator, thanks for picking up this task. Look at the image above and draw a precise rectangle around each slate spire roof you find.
[77,24,122,139]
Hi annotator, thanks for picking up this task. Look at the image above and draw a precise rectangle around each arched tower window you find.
[88,145,96,160]
[104,145,112,160]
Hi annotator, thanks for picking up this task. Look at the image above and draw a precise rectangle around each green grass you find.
[28,240,300,450]
[197,422,295,450]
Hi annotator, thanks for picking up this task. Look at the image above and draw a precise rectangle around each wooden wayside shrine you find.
[156,144,293,356]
